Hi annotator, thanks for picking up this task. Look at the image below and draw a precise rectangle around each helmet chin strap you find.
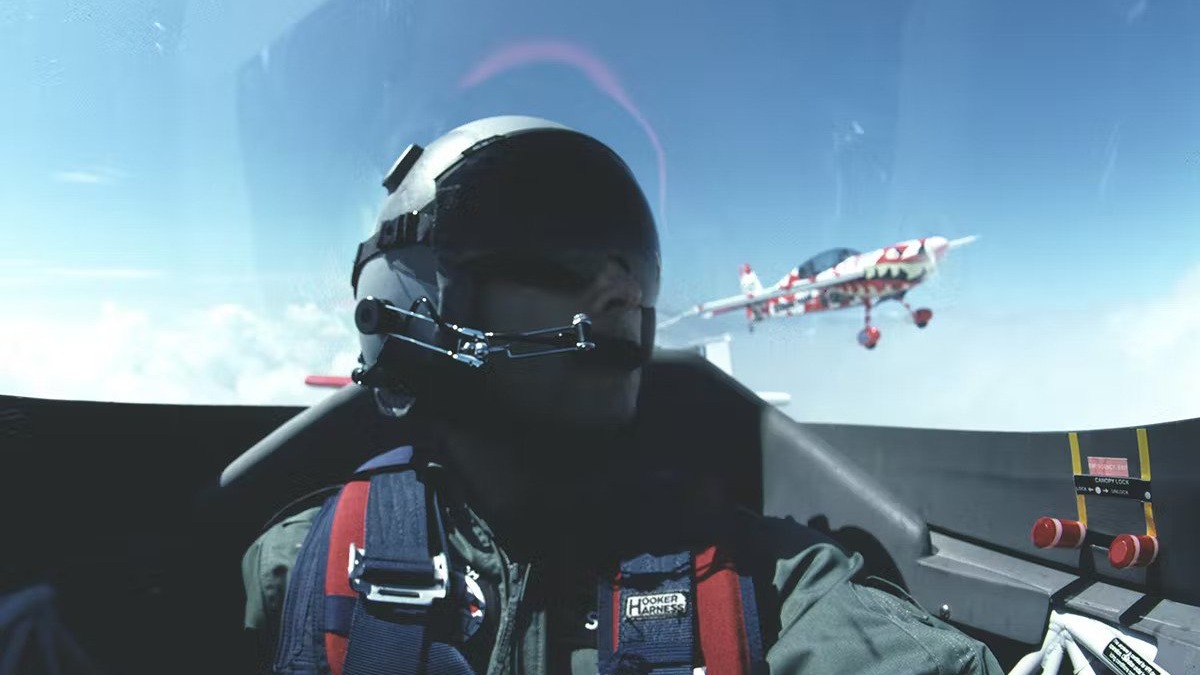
[352,296,636,386]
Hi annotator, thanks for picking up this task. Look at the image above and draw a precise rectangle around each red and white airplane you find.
[660,235,977,349]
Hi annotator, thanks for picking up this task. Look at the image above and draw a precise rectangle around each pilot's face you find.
[470,254,646,431]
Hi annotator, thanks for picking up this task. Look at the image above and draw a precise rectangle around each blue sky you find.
[1,0,1198,429]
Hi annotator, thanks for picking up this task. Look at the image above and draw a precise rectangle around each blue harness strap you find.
[340,451,475,675]
[738,574,765,670]
[598,545,769,675]
[274,492,339,675]
[276,446,476,675]
[353,446,416,474]
[625,551,696,674]
[600,551,695,675]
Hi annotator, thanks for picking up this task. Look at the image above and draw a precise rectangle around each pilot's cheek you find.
[584,265,643,319]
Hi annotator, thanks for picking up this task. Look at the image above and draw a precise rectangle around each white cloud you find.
[50,167,125,185]
[0,300,359,406]
[52,171,107,184]
[1126,0,1148,23]
[43,268,163,280]
[0,264,163,288]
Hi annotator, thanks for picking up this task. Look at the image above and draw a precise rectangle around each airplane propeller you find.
[947,234,979,250]
[924,234,977,280]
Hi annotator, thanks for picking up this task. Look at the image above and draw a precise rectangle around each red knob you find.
[1109,534,1159,569]
[1031,517,1086,549]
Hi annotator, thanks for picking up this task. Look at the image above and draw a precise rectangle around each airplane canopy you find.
[796,247,859,279]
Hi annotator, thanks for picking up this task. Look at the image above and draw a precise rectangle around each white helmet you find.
[350,116,660,410]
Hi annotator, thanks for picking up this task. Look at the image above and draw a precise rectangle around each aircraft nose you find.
[938,235,978,258]
[924,236,951,260]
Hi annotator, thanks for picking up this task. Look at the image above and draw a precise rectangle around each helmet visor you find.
[431,129,661,305]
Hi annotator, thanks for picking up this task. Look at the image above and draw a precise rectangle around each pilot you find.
[241,116,1003,674]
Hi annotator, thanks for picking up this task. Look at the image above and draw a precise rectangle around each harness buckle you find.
[347,544,449,607]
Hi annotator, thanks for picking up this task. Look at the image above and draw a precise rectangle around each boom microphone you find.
[354,296,649,375]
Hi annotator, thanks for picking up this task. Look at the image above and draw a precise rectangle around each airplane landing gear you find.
[857,326,881,349]
[901,301,933,328]
[858,300,880,349]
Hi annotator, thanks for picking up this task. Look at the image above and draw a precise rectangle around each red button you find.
[1031,517,1086,549]
[1109,534,1159,569]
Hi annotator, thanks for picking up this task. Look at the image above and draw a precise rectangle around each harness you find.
[274,446,767,675]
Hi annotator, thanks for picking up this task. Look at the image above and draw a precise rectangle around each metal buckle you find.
[347,544,449,607]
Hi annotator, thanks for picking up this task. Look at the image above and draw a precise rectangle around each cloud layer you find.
[2,265,1197,433]
[0,300,358,406]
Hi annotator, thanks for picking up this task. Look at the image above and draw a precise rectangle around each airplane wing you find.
[658,270,866,329]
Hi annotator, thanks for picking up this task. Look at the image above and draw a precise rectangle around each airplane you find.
[659,235,977,349]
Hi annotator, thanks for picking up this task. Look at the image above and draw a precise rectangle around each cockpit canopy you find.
[796,248,860,279]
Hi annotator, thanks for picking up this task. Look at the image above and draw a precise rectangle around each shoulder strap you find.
[321,474,367,674]
[321,446,480,672]
[274,491,340,675]
[323,446,418,674]
[597,545,766,675]
[695,545,765,674]
[598,551,694,675]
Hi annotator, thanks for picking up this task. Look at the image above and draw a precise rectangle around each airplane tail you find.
[739,263,763,295]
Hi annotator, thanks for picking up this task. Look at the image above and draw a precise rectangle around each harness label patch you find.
[1103,638,1162,675]
[625,592,688,620]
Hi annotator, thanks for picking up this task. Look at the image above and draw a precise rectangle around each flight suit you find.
[244,487,1005,675]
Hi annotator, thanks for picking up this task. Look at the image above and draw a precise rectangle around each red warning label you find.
[1088,456,1129,477]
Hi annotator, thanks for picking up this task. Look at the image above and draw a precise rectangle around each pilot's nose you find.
[585,257,643,315]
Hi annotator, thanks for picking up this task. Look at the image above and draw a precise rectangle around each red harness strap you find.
[695,545,754,674]
[323,480,370,675]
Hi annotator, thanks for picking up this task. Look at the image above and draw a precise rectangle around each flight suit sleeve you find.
[241,506,322,631]
[750,516,1005,675]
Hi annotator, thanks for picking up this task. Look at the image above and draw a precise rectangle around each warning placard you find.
[1103,638,1162,675]
[1088,456,1130,477]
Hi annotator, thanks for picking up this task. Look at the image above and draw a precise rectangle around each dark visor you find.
[430,129,661,304]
